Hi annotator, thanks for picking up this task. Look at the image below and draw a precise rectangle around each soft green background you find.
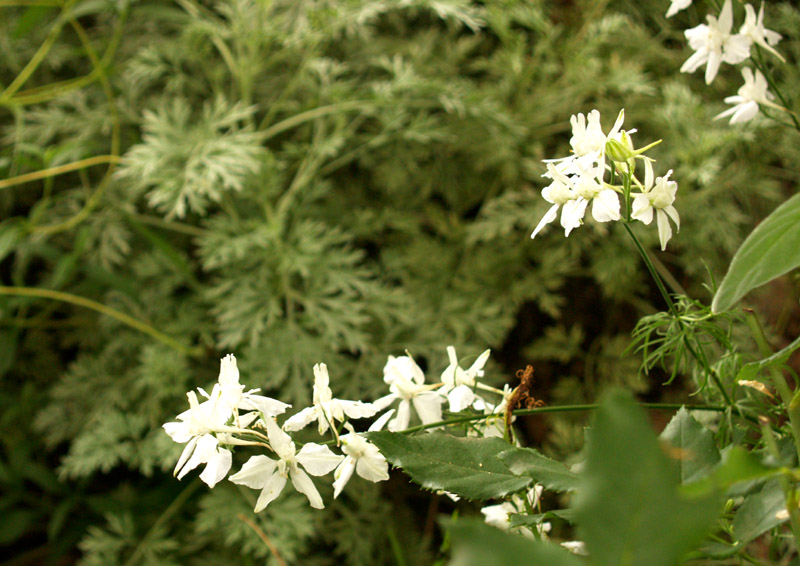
[1,0,798,564]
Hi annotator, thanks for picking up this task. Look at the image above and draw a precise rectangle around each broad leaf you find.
[498,447,579,492]
[445,519,583,566]
[736,333,800,383]
[733,479,788,544]
[366,432,531,500]
[659,407,720,484]
[574,391,721,566]
[712,193,800,313]
[681,446,782,498]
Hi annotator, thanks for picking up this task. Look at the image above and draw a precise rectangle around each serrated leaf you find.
[574,390,721,566]
[712,193,800,313]
[733,479,787,544]
[498,447,579,492]
[681,446,782,498]
[366,432,531,500]
[444,518,583,566]
[659,407,720,484]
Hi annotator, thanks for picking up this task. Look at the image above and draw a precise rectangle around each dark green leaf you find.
[681,447,782,498]
[659,407,720,484]
[366,432,531,500]
[712,193,800,313]
[445,518,583,566]
[574,390,721,566]
[733,479,788,544]
[498,446,579,492]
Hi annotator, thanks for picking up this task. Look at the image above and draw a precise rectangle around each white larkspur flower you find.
[530,163,582,240]
[715,67,776,124]
[283,363,378,435]
[631,160,680,250]
[163,354,290,487]
[481,486,548,539]
[740,3,784,62]
[373,355,444,432]
[666,0,692,18]
[163,390,236,487]
[332,423,390,498]
[680,0,752,84]
[216,354,291,422]
[561,541,589,556]
[440,346,491,412]
[229,418,343,511]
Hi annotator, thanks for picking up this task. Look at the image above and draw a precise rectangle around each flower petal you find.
[297,443,344,476]
[290,467,325,509]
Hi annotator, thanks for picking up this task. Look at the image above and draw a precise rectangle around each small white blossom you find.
[216,354,291,422]
[440,346,491,412]
[283,363,378,435]
[666,0,692,18]
[740,3,784,62]
[530,163,583,239]
[631,160,680,250]
[561,541,589,555]
[680,0,752,84]
[373,355,444,432]
[715,67,776,124]
[163,354,290,487]
[332,423,390,498]
[229,418,343,511]
[481,486,548,539]
[163,391,237,487]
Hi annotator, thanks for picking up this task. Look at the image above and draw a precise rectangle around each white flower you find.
[440,346,491,412]
[163,391,238,487]
[229,418,343,511]
[530,163,583,239]
[666,0,692,18]
[373,355,444,432]
[715,67,776,124]
[532,110,627,240]
[481,486,548,539]
[283,363,378,435]
[561,541,589,555]
[331,424,390,498]
[680,0,752,84]
[163,354,290,487]
[631,160,680,250]
[740,3,784,62]
[216,354,290,422]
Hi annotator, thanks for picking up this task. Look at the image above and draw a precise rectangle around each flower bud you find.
[605,137,635,165]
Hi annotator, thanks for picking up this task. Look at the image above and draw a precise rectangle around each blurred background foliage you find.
[1,0,798,564]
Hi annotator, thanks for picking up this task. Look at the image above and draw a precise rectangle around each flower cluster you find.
[530,109,680,250]
[164,347,508,512]
[670,0,785,124]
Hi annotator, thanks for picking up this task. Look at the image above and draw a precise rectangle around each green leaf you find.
[681,446,782,498]
[733,479,787,544]
[735,333,800,383]
[366,432,531,500]
[574,390,721,566]
[659,407,720,484]
[498,447,579,492]
[712,193,800,313]
[444,519,583,566]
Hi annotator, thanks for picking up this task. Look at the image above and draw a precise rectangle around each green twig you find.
[0,286,200,357]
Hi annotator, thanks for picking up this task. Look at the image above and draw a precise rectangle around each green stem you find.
[123,480,202,566]
[0,155,120,191]
[0,286,201,357]
[743,310,800,464]
[398,402,728,435]
[0,0,77,103]
[622,223,733,406]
